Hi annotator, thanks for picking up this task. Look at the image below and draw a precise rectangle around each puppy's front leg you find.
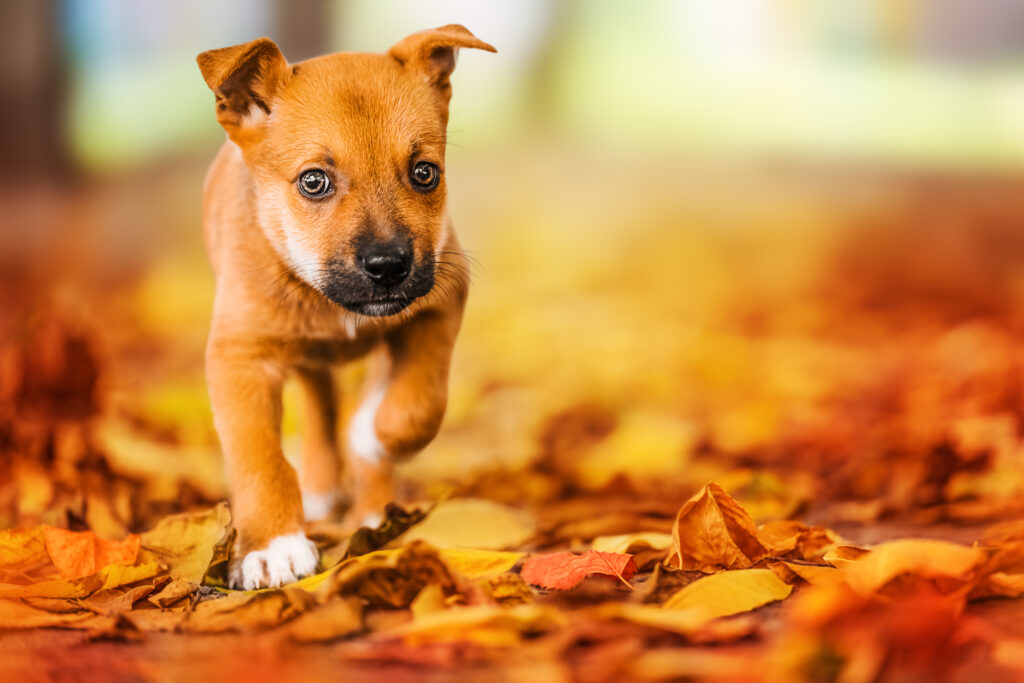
[347,308,462,525]
[206,341,318,589]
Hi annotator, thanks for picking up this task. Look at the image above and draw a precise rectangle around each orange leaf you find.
[667,482,769,572]
[42,527,141,579]
[521,551,637,590]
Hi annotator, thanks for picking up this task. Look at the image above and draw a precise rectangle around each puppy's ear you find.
[388,25,495,117]
[197,38,288,144]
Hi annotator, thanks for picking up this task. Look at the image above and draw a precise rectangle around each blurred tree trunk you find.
[274,0,332,62]
[0,0,70,183]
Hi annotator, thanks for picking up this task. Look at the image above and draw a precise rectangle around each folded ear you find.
[388,25,495,116]
[196,38,288,144]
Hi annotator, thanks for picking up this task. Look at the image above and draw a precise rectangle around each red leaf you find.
[42,527,141,579]
[521,550,637,590]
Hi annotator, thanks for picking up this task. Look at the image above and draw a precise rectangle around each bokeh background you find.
[5,0,1024,536]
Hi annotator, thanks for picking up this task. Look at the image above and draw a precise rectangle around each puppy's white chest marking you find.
[348,385,387,463]
[230,532,318,590]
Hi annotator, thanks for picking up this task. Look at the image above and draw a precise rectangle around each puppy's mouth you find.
[316,256,435,317]
[340,298,414,317]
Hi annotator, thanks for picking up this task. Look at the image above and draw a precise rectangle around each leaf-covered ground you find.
[4,164,1024,681]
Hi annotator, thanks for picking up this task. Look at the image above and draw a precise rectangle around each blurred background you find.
[4,0,1024,537]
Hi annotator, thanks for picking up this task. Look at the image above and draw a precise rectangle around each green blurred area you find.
[53,0,1024,173]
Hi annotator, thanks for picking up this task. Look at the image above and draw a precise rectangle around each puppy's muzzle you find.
[357,240,411,288]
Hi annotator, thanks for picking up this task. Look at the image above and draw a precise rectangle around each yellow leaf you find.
[0,597,93,628]
[411,583,447,619]
[663,568,792,619]
[397,499,535,550]
[841,540,986,596]
[285,597,363,642]
[380,604,567,647]
[183,588,317,633]
[0,527,47,568]
[139,503,231,585]
[592,532,673,555]
[438,548,523,578]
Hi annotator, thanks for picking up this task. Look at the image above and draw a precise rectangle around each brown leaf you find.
[330,541,460,609]
[42,527,141,579]
[521,551,637,590]
[182,588,317,633]
[346,502,427,558]
[285,597,363,642]
[667,483,769,572]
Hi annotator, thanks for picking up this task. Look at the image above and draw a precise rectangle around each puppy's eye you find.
[297,169,332,198]
[410,161,440,192]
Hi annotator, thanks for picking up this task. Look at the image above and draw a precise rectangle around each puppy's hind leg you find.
[294,365,342,522]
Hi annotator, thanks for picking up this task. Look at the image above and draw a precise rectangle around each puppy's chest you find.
[283,312,388,364]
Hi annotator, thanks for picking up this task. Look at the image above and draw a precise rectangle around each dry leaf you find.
[841,540,986,596]
[757,520,842,562]
[42,527,141,579]
[346,502,428,558]
[138,502,231,599]
[592,532,673,555]
[662,568,792,618]
[397,499,535,550]
[286,597,363,643]
[667,483,769,572]
[481,574,534,606]
[437,549,523,579]
[521,551,637,590]
[377,604,568,647]
[330,541,460,609]
[183,588,317,633]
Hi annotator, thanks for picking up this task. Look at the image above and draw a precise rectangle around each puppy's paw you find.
[229,533,319,590]
[301,489,338,522]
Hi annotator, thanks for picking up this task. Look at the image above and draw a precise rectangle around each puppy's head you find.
[197,26,495,316]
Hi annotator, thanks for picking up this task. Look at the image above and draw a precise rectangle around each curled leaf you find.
[667,483,769,572]
[521,550,637,590]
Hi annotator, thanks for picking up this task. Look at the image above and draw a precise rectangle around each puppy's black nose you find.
[358,242,412,287]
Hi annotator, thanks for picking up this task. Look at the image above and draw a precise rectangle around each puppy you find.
[196,26,494,590]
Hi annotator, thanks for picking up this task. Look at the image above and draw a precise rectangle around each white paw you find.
[229,533,319,590]
[301,489,337,522]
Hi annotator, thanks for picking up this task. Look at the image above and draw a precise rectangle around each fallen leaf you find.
[438,549,523,579]
[183,588,317,633]
[757,520,842,562]
[667,483,770,572]
[411,583,448,619]
[0,527,48,572]
[481,574,534,606]
[138,502,231,601]
[347,502,428,558]
[591,532,673,555]
[377,604,568,647]
[596,603,758,640]
[330,541,460,609]
[42,527,141,579]
[521,551,637,590]
[285,597,363,643]
[841,540,986,596]
[662,568,792,618]
[0,597,93,628]
[770,561,842,586]
[397,499,535,551]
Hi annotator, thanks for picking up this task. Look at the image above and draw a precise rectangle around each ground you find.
[4,157,1024,682]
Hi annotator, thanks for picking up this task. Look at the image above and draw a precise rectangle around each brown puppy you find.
[196,26,494,590]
